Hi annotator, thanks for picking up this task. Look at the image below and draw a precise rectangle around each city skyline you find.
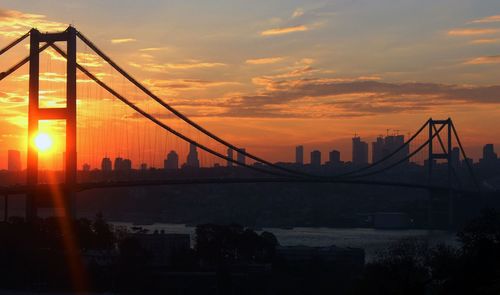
[0,1,499,170]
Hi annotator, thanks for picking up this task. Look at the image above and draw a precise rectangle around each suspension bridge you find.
[0,27,480,227]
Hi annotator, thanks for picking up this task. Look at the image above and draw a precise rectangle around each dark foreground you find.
[0,210,499,294]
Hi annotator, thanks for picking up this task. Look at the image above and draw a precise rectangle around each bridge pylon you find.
[26,27,77,221]
[427,118,455,229]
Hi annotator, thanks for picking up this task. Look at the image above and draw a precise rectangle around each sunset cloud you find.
[261,25,308,36]
[464,55,500,65]
[470,15,500,24]
[245,57,285,65]
[111,38,136,44]
[470,38,500,44]
[139,47,168,52]
[447,28,499,36]
[292,8,304,18]
[0,8,66,37]
[129,60,226,72]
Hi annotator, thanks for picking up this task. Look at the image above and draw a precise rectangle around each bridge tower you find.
[427,118,455,229]
[26,27,77,220]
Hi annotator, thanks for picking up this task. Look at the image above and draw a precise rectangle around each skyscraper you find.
[329,150,341,165]
[237,148,246,165]
[227,148,233,167]
[114,157,124,171]
[164,150,179,170]
[483,144,497,161]
[295,145,304,165]
[480,144,497,167]
[101,157,112,172]
[311,150,321,167]
[7,150,21,171]
[371,134,409,165]
[352,136,368,165]
[186,143,200,168]
[372,137,384,163]
[82,163,90,172]
[122,159,132,171]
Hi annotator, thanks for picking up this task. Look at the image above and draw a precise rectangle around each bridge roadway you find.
[0,177,472,195]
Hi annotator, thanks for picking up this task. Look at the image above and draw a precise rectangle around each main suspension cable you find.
[0,31,30,56]
[347,123,447,179]
[50,44,300,179]
[76,30,317,179]
[334,119,430,178]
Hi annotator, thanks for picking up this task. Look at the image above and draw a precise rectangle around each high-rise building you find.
[480,144,497,167]
[329,150,341,165]
[237,148,246,165]
[483,144,497,161]
[372,137,384,163]
[227,148,234,167]
[114,157,124,171]
[7,150,21,171]
[352,136,368,165]
[295,145,304,165]
[237,149,246,164]
[310,150,321,167]
[101,157,112,172]
[82,163,90,172]
[164,150,179,170]
[122,159,132,171]
[140,163,148,171]
[371,134,409,165]
[186,143,200,168]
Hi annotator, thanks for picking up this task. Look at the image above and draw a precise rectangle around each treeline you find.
[351,209,500,295]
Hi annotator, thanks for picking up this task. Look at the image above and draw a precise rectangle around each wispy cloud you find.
[165,61,226,69]
[111,38,136,44]
[0,8,67,37]
[139,47,168,52]
[448,28,499,36]
[143,79,239,90]
[470,38,500,44]
[470,15,500,24]
[292,8,304,19]
[261,25,308,36]
[465,55,500,65]
[129,60,226,73]
[245,57,285,65]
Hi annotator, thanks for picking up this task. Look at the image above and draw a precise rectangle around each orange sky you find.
[0,2,499,169]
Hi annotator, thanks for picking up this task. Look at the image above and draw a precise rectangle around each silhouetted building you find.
[480,144,498,168]
[82,163,90,172]
[371,134,408,165]
[227,148,233,167]
[186,143,200,168]
[101,157,112,172]
[311,150,321,167]
[140,163,148,171]
[483,144,497,161]
[329,150,341,165]
[296,145,304,165]
[352,136,368,165]
[7,150,21,171]
[237,148,246,165]
[164,150,179,170]
[114,157,124,171]
[122,159,132,171]
[372,137,384,163]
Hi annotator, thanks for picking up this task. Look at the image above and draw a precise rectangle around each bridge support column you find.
[427,118,455,229]
[26,27,78,221]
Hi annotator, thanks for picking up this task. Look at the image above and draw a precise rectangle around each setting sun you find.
[34,133,53,152]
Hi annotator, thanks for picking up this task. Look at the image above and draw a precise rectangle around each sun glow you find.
[34,133,53,152]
